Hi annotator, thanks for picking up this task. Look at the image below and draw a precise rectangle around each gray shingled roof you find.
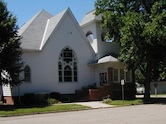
[19,9,69,51]
[19,10,53,50]
[80,10,102,26]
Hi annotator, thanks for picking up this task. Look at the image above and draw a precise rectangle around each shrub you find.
[47,98,61,105]
[36,93,49,105]
[49,92,61,101]
[24,93,36,105]
[103,98,112,104]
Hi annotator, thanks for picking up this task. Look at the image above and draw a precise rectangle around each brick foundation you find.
[4,96,14,105]
[89,84,112,101]
[89,83,135,101]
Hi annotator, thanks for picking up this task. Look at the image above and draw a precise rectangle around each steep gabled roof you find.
[19,8,95,55]
[39,9,68,50]
[80,10,102,26]
[40,7,95,54]
[19,10,53,50]
[19,8,73,51]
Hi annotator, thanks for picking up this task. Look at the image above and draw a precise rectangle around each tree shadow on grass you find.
[143,98,166,105]
[0,104,50,111]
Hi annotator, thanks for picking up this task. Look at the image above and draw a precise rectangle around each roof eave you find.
[88,61,120,66]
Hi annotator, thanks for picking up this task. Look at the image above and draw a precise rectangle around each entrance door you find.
[99,73,107,85]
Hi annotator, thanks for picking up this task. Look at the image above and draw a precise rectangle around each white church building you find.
[1,8,135,104]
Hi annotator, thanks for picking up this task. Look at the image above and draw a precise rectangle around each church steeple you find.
[80,10,120,60]
[80,10,106,59]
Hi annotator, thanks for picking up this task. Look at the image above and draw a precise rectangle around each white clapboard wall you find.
[1,70,12,97]
[2,84,12,96]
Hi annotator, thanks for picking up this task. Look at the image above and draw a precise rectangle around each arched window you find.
[86,31,94,43]
[58,47,77,82]
[64,65,72,82]
[24,65,31,82]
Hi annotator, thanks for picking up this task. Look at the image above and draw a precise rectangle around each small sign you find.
[121,79,125,86]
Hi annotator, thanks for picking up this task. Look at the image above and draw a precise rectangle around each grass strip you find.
[0,104,90,117]
[103,99,143,106]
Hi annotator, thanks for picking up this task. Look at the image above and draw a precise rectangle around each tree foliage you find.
[0,0,23,86]
[95,0,166,100]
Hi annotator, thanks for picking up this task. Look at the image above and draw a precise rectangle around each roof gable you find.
[19,10,53,50]
[19,8,95,55]
[40,8,95,54]
[39,9,68,50]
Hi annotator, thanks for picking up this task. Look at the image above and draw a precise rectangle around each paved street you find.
[0,104,166,124]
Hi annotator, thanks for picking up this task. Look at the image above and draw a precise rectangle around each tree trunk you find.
[144,79,150,101]
[144,62,151,101]
[132,69,136,94]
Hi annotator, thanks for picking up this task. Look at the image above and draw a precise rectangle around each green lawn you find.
[150,94,166,98]
[103,99,144,106]
[0,104,90,117]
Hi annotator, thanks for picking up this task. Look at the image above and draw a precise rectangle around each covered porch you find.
[88,55,135,100]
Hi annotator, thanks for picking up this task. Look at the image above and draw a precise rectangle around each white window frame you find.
[113,69,131,83]
[58,47,78,83]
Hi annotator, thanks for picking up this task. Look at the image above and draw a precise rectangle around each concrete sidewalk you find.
[74,101,114,109]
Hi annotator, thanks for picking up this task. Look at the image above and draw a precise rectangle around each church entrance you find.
[99,72,107,85]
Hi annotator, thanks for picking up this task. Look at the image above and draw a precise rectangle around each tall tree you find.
[0,0,23,86]
[95,0,166,100]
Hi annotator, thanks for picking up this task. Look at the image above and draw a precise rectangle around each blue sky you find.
[3,0,96,27]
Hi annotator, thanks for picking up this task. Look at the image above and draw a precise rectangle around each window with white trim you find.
[58,47,77,82]
[113,69,131,82]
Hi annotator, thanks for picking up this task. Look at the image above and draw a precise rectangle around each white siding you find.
[13,12,95,96]
[2,84,12,96]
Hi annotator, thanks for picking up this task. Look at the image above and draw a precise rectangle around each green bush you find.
[49,92,61,101]
[24,93,36,105]
[36,93,49,105]
[103,98,112,104]
[47,98,61,105]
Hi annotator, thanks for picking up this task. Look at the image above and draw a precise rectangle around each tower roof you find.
[80,10,102,26]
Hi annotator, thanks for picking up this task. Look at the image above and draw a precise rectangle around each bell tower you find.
[80,10,120,60]
[80,10,102,59]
